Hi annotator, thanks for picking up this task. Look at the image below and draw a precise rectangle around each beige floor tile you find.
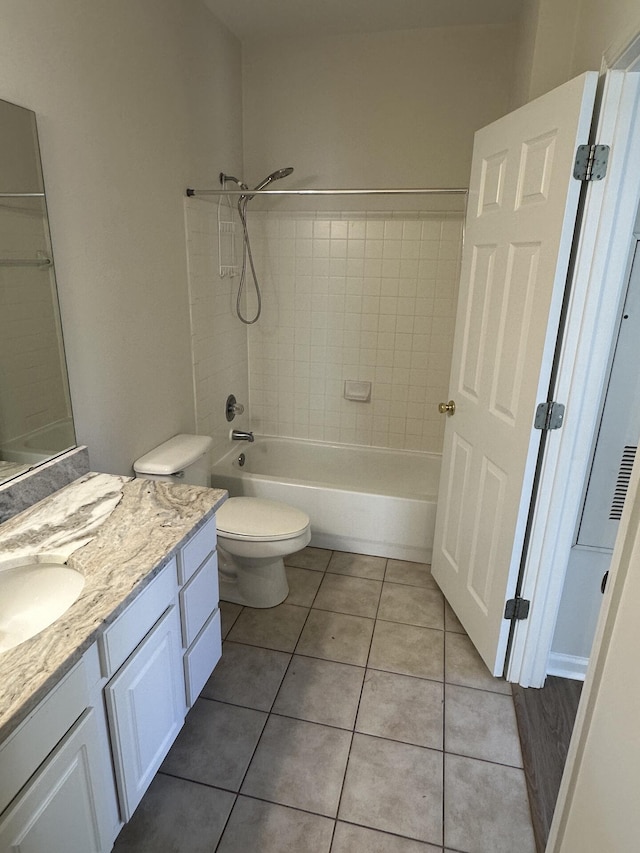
[332,822,442,852]
[285,546,332,571]
[368,620,444,681]
[385,560,438,588]
[227,602,309,652]
[339,733,443,845]
[444,754,536,853]
[313,573,382,618]
[328,551,387,580]
[285,565,323,606]
[296,609,375,666]
[273,655,365,728]
[219,600,243,639]
[445,632,511,694]
[444,601,466,634]
[445,684,523,767]
[241,715,351,817]
[112,774,234,853]
[217,797,334,853]
[356,669,443,749]
[201,641,290,711]
[377,582,444,629]
[160,699,266,791]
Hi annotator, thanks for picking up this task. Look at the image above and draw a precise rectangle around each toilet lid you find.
[216,497,310,542]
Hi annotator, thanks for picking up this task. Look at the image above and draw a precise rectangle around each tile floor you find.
[113,547,536,853]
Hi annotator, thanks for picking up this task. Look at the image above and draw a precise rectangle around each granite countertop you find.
[0,472,227,742]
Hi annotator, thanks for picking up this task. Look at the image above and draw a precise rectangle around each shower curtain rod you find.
[186,187,467,197]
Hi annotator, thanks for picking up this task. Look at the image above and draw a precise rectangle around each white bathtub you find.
[211,436,440,563]
[1,419,76,465]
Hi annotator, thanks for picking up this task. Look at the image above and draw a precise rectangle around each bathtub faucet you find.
[231,429,254,443]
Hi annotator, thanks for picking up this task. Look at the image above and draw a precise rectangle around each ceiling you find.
[205,0,527,42]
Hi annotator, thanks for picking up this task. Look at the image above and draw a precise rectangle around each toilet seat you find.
[216,497,310,542]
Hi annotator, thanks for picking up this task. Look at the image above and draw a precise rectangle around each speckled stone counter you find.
[0,472,227,742]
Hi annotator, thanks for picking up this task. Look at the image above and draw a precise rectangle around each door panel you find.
[432,72,599,675]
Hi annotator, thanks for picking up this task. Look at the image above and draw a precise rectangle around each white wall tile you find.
[245,209,462,453]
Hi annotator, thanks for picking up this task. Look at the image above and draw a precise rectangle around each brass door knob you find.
[438,400,456,415]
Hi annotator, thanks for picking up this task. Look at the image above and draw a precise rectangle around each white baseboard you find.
[547,652,588,681]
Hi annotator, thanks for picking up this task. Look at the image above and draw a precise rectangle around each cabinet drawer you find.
[99,557,178,678]
[184,609,222,706]
[178,514,216,584]
[0,658,89,815]
[180,550,219,647]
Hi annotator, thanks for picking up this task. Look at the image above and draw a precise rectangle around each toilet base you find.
[217,546,289,608]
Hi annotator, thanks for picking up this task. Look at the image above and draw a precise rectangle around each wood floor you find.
[512,676,583,853]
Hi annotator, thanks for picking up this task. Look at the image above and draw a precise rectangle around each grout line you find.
[442,623,447,851]
[326,559,391,847]
[220,602,244,639]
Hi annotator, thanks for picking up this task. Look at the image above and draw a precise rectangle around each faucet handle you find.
[226,394,245,421]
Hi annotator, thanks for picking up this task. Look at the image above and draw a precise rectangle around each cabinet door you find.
[105,605,186,821]
[0,709,111,853]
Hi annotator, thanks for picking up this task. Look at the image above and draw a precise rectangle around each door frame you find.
[507,52,640,686]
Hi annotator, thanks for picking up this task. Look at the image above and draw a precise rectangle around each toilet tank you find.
[133,434,213,487]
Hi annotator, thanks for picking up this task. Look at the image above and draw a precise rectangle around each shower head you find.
[251,167,294,194]
[219,172,248,190]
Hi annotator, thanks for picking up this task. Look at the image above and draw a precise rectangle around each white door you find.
[432,72,598,675]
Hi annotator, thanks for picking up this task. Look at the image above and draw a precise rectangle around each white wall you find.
[513,0,640,107]
[573,0,640,73]
[242,25,517,190]
[510,0,581,108]
[0,0,243,475]
[550,457,640,851]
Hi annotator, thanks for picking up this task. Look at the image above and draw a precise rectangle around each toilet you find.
[133,434,311,609]
[216,497,311,608]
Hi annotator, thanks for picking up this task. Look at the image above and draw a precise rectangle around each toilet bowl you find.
[216,497,311,608]
[132,435,311,610]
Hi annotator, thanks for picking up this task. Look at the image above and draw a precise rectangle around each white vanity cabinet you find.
[101,558,186,822]
[0,647,119,853]
[0,709,114,853]
[102,514,221,820]
[0,507,222,852]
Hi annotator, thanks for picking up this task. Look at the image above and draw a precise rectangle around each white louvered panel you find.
[609,446,637,520]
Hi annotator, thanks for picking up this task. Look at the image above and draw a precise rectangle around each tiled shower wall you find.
[184,198,249,461]
[247,210,463,453]
[185,201,463,458]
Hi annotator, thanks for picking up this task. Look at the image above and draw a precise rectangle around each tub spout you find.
[231,429,254,442]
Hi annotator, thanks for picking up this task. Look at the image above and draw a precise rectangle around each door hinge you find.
[573,144,610,181]
[534,401,565,431]
[504,597,530,620]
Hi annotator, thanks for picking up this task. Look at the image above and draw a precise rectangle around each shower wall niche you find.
[247,208,463,453]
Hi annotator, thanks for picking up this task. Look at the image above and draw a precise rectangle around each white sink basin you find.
[0,555,85,653]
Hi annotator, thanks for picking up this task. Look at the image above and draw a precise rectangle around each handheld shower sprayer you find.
[250,167,294,196]
[220,166,295,324]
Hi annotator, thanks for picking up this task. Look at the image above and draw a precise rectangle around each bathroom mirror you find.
[0,98,76,486]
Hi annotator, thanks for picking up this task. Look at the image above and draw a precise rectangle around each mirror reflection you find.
[0,98,76,485]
